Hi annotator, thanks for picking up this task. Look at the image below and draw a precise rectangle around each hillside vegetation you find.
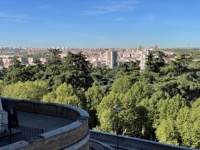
[163,48,200,59]
[0,49,199,149]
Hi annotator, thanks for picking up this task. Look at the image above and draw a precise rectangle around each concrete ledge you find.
[21,123,89,150]
[90,139,114,150]
[64,134,90,150]
[0,141,29,150]
[41,121,82,139]
[90,130,195,150]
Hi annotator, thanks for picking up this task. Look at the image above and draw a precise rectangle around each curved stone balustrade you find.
[0,97,89,150]
[90,130,195,150]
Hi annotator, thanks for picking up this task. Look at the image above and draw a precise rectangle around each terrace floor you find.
[18,111,73,132]
[0,111,73,147]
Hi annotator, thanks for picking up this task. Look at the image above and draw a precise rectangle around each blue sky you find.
[0,0,200,48]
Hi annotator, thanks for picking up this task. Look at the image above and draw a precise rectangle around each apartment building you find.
[106,49,118,69]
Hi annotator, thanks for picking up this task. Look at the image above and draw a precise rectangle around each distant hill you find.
[162,48,200,59]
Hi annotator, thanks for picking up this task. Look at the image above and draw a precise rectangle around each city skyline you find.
[0,0,200,48]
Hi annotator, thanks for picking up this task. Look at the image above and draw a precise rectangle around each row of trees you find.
[0,49,199,148]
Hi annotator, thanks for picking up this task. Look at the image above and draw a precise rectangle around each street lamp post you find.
[114,107,121,150]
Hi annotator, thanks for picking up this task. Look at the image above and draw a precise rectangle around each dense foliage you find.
[0,49,199,148]
[163,48,200,59]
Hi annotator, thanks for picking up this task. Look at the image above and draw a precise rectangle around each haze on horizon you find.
[0,0,200,48]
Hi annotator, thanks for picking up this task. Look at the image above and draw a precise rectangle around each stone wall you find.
[89,139,113,150]
[14,100,81,121]
[0,98,89,150]
[90,130,194,150]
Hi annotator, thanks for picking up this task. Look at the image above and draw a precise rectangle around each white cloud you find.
[83,0,139,15]
[0,11,28,22]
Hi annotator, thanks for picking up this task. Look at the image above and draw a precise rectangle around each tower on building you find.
[106,49,118,69]
[140,49,150,70]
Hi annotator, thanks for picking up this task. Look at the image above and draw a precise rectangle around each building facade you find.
[106,49,118,69]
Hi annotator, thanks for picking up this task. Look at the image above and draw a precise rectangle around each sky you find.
[0,0,200,48]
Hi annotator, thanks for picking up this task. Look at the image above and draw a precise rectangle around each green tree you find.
[162,54,192,76]
[96,75,134,133]
[96,93,119,132]
[31,60,45,80]
[1,80,48,100]
[42,49,62,90]
[140,98,158,140]
[96,78,152,137]
[145,52,155,72]
[0,67,7,80]
[3,57,43,84]
[120,81,153,138]
[157,95,186,122]
[43,83,82,107]
[58,52,93,91]
[156,119,179,145]
[176,101,200,148]
[0,80,5,95]
[111,61,140,78]
[4,57,25,84]
[91,66,113,93]
[85,84,106,128]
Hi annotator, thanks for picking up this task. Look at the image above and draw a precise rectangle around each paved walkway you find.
[17,111,73,132]
[0,111,73,147]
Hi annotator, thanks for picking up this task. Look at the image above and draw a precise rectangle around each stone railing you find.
[90,130,195,150]
[0,97,89,150]
[89,139,114,150]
